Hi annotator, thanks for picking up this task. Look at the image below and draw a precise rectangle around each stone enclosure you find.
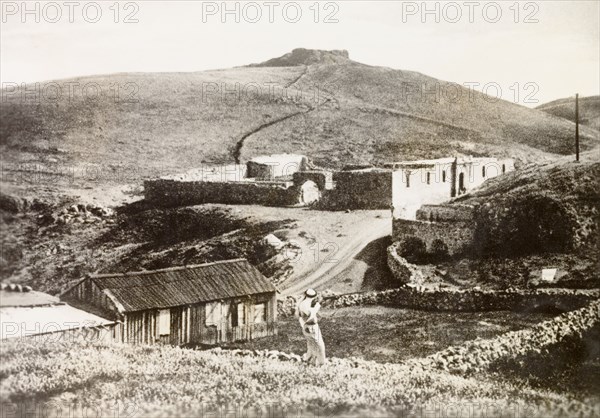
[144,154,321,207]
[145,155,394,209]
[144,154,514,213]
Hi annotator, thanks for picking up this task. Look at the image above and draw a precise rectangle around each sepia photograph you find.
[1,1,599,417]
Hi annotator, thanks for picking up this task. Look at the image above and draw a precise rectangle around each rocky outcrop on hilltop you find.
[250,48,350,67]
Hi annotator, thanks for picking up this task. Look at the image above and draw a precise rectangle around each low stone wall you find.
[386,244,422,284]
[144,179,302,207]
[422,299,600,375]
[320,287,599,313]
[416,204,476,222]
[278,287,598,317]
[393,218,475,256]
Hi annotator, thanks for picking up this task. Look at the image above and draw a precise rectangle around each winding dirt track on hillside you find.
[285,65,308,89]
[232,66,318,163]
[280,216,391,297]
[233,107,313,163]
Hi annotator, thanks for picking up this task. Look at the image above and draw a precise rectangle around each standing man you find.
[296,288,326,366]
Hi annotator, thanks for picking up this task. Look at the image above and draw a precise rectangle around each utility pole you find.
[575,93,580,162]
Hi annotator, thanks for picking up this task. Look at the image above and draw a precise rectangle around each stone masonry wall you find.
[292,171,333,191]
[386,244,422,284]
[393,218,476,256]
[322,287,599,313]
[422,299,600,376]
[278,287,598,317]
[416,204,476,222]
[320,169,392,210]
[144,179,302,207]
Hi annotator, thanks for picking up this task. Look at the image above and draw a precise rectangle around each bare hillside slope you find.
[2,49,598,190]
[537,95,600,131]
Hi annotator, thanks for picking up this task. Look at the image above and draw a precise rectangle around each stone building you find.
[388,156,514,219]
[392,204,478,257]
[246,154,309,180]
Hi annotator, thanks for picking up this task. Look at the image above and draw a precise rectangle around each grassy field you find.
[225,306,554,363]
[1,303,597,418]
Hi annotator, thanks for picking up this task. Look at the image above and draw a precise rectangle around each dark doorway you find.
[458,173,465,194]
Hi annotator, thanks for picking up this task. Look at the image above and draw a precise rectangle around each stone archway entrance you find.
[299,180,320,205]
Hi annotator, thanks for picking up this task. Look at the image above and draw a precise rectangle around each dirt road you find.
[280,214,391,297]
[201,205,393,297]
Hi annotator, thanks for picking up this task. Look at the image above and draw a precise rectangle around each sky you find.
[1,0,599,106]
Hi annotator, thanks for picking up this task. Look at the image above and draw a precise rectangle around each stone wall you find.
[320,169,392,210]
[422,299,599,375]
[416,204,476,222]
[278,286,598,317]
[386,244,422,284]
[393,218,476,256]
[247,154,308,179]
[144,179,302,207]
[292,171,333,191]
[321,287,599,313]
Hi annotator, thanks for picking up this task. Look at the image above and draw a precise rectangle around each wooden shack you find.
[61,259,277,345]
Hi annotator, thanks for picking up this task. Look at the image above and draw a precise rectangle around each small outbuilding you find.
[247,154,309,179]
[1,284,116,341]
[61,259,278,345]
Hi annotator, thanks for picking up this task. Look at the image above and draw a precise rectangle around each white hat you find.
[305,288,317,298]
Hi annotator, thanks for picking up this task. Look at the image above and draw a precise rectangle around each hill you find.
[537,95,600,131]
[1,49,599,194]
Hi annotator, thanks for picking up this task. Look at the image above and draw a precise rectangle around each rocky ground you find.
[0,185,394,296]
[54,203,115,226]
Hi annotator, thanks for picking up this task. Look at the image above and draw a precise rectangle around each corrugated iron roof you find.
[1,304,115,339]
[0,290,60,307]
[89,259,276,312]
